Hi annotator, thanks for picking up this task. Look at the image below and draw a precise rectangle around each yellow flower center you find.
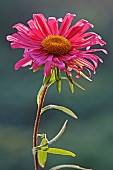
[41,35,72,56]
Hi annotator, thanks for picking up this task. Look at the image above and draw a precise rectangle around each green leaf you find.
[73,60,92,82]
[48,120,68,145]
[56,79,61,93]
[42,147,76,157]
[66,72,73,84]
[43,69,57,87]
[69,81,74,93]
[38,150,47,168]
[72,79,85,91]
[49,164,92,170]
[38,138,48,168]
[37,120,68,147]
[41,105,77,119]
[49,69,56,83]
[66,73,85,91]
[55,67,61,93]
[55,67,60,79]
[79,71,92,82]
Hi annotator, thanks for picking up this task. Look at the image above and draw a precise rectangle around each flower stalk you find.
[33,83,49,170]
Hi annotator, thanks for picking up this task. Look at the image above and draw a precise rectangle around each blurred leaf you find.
[42,147,76,157]
[41,105,77,119]
[49,164,92,170]
[38,137,48,168]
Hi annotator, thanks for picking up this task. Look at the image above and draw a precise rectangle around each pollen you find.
[41,35,72,56]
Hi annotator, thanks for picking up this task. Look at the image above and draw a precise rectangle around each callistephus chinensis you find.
[7,13,107,79]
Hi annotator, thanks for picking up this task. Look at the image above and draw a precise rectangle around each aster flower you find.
[7,13,107,79]
[6,13,108,170]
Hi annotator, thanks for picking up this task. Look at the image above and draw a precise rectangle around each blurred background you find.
[0,0,113,170]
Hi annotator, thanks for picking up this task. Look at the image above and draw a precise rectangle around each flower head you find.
[7,13,107,78]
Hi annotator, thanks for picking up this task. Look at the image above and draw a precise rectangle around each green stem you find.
[33,83,49,170]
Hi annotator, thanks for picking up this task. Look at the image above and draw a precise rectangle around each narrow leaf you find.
[79,71,92,82]
[49,164,92,170]
[55,67,61,93]
[66,73,85,91]
[38,138,48,168]
[72,80,85,90]
[43,69,56,87]
[69,81,74,93]
[42,147,76,157]
[56,79,61,93]
[72,60,92,82]
[41,105,77,119]
[49,69,56,84]
[49,120,68,145]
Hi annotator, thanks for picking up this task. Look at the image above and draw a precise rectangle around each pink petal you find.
[33,14,52,36]
[44,55,53,77]
[76,58,95,71]
[71,32,106,48]
[14,57,33,70]
[32,60,45,70]
[66,19,93,40]
[60,54,76,61]
[73,37,106,49]
[28,19,45,39]
[53,57,65,71]
[13,23,37,39]
[48,17,59,35]
[59,13,76,36]
[85,68,92,77]
[17,31,41,45]
[88,49,108,54]
[76,72,81,78]
[7,33,41,49]
[79,54,99,68]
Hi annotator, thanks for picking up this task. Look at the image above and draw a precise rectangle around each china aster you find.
[7,13,107,78]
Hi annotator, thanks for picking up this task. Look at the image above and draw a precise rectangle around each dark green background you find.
[0,0,113,170]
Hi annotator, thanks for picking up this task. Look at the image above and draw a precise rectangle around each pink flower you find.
[7,13,107,78]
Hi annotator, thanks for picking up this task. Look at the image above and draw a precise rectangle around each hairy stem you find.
[33,83,49,170]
